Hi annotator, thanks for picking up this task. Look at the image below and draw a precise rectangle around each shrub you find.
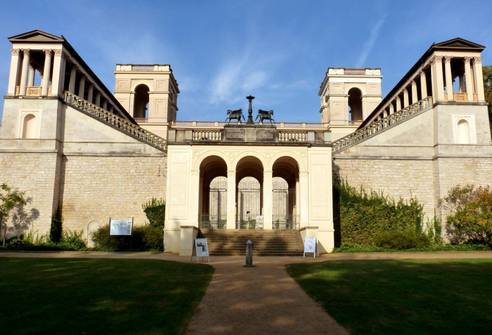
[142,198,165,227]
[92,224,162,251]
[336,181,426,247]
[49,206,63,243]
[58,230,86,250]
[375,230,430,249]
[442,185,492,247]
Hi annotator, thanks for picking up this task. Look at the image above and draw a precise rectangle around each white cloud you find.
[356,15,387,67]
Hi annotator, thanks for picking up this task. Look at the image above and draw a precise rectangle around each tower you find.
[114,64,179,139]
[319,68,382,140]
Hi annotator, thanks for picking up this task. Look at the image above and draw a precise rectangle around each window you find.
[22,114,37,139]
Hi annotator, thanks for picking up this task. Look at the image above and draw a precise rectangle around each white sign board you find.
[303,236,317,257]
[195,238,209,257]
[110,218,133,236]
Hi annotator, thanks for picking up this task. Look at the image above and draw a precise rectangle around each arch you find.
[134,84,150,119]
[272,156,300,229]
[348,87,363,122]
[236,156,264,183]
[457,119,470,144]
[22,114,37,139]
[236,156,264,229]
[199,156,228,229]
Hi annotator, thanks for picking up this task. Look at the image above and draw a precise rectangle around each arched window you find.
[457,119,470,144]
[134,84,150,119]
[22,114,37,139]
[348,87,363,122]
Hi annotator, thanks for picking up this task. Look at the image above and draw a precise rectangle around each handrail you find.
[63,91,166,151]
[333,96,433,153]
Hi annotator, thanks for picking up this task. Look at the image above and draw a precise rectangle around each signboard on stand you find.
[303,236,317,258]
[194,238,210,262]
[109,218,133,236]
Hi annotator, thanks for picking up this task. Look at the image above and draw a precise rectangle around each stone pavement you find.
[2,250,492,335]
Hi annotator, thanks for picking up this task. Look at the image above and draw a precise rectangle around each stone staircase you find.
[201,229,304,256]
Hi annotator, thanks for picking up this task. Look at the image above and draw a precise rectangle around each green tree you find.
[0,183,27,246]
[483,65,492,132]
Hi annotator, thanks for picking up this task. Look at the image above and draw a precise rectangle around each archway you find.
[134,84,150,119]
[236,156,263,229]
[348,87,363,122]
[272,156,299,229]
[199,156,227,229]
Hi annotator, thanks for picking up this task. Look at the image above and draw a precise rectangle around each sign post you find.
[194,238,209,263]
[109,218,133,236]
[303,236,317,258]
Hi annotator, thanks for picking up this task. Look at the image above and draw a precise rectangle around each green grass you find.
[334,244,490,253]
[0,258,213,335]
[288,259,492,335]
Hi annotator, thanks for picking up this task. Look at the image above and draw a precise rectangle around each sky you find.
[0,0,491,122]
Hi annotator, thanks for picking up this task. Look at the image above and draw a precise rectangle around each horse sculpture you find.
[256,109,274,124]
[225,109,244,123]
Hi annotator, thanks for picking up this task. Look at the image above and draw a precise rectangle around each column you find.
[299,170,309,227]
[420,71,428,98]
[389,103,394,114]
[189,170,200,227]
[95,92,101,106]
[78,76,85,98]
[432,56,445,102]
[473,56,485,102]
[226,169,236,229]
[464,57,474,102]
[403,88,409,107]
[68,67,77,93]
[411,80,418,103]
[87,84,94,103]
[41,50,52,96]
[51,49,65,96]
[103,100,108,110]
[395,95,401,111]
[19,49,30,95]
[27,65,35,87]
[262,169,273,230]
[444,57,453,101]
[7,49,20,95]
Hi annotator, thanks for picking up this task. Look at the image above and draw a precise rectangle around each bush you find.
[50,206,63,243]
[2,230,86,251]
[375,230,430,249]
[92,224,162,251]
[58,230,86,250]
[336,181,427,248]
[142,198,165,227]
[442,185,492,247]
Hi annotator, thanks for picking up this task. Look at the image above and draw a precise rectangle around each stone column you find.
[19,49,30,96]
[420,71,428,98]
[226,169,236,229]
[41,50,52,96]
[444,57,453,101]
[95,92,101,106]
[411,80,418,103]
[189,170,200,227]
[51,49,65,97]
[68,67,77,93]
[7,49,20,95]
[27,65,35,87]
[389,103,394,114]
[299,170,309,228]
[395,95,401,111]
[473,56,485,102]
[78,76,85,98]
[103,100,108,110]
[464,57,474,102]
[403,88,409,107]
[432,56,445,102]
[262,169,273,230]
[87,84,94,103]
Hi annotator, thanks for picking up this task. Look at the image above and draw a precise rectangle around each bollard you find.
[244,239,254,267]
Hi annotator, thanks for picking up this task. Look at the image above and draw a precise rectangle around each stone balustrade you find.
[278,130,308,142]
[64,91,166,151]
[333,96,433,153]
[192,129,222,141]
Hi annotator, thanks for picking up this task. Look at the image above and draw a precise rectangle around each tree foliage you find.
[0,183,27,246]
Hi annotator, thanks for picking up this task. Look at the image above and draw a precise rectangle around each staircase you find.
[201,229,304,256]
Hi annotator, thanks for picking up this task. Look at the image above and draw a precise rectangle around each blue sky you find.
[1,0,491,122]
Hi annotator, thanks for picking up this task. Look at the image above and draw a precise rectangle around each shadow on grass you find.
[287,259,492,335]
[0,258,213,335]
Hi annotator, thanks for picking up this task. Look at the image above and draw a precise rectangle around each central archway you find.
[236,156,264,229]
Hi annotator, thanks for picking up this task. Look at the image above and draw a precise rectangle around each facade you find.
[0,30,491,254]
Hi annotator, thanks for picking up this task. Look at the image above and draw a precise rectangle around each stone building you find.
[0,30,491,255]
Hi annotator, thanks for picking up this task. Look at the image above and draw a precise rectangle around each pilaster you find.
[262,169,273,230]
[226,169,236,229]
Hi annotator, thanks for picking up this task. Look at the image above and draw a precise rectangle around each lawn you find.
[0,257,213,335]
[288,259,492,335]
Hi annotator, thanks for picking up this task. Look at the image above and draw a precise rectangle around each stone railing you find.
[64,91,166,151]
[278,130,308,142]
[333,96,433,153]
[192,129,222,142]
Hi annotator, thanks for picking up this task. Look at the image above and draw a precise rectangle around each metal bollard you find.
[244,239,254,267]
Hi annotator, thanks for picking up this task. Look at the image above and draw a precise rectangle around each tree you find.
[483,65,492,133]
[0,183,27,246]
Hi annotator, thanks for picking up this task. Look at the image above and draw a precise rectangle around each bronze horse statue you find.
[225,109,244,123]
[256,109,274,124]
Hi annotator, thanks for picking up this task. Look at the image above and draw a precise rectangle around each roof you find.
[359,37,486,128]
[8,30,136,124]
